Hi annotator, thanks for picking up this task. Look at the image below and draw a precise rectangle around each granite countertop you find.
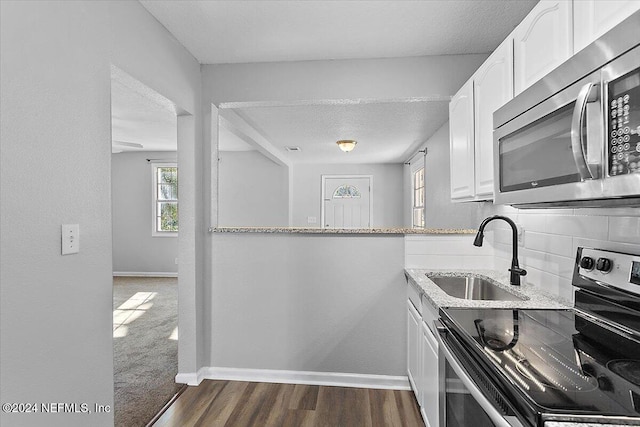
[405,268,571,310]
[210,227,476,234]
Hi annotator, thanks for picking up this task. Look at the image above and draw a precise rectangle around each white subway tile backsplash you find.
[524,231,573,257]
[405,254,464,269]
[493,242,512,259]
[404,235,494,269]
[406,206,639,304]
[462,255,495,270]
[521,248,574,279]
[494,228,513,245]
[544,214,609,240]
[524,266,571,299]
[405,237,490,256]
[608,216,640,244]
[517,212,547,233]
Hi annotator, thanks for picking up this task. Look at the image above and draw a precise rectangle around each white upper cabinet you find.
[574,0,640,53]
[513,0,573,95]
[449,79,475,201]
[473,38,514,198]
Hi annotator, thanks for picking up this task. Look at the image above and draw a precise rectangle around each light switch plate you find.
[62,224,79,255]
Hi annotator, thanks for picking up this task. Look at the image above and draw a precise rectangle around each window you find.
[152,163,178,236]
[413,167,425,228]
[332,184,362,199]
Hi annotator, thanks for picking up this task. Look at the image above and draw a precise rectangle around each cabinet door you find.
[574,0,640,53]
[407,301,421,397]
[473,38,514,198]
[513,0,573,95]
[421,322,439,427]
[449,80,475,200]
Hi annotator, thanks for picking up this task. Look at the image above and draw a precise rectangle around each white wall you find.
[292,163,404,227]
[218,151,289,227]
[112,152,179,275]
[201,54,489,379]
[109,1,205,375]
[1,2,204,426]
[482,204,640,303]
[209,233,406,378]
[1,2,114,426]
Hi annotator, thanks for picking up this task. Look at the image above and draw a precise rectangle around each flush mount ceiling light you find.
[336,139,357,152]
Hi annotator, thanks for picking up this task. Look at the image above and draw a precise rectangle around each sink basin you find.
[426,275,525,301]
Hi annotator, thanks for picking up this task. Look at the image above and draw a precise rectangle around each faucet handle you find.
[509,267,527,277]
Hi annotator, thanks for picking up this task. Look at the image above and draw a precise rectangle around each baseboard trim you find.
[175,366,207,386]
[199,367,411,390]
[113,271,178,278]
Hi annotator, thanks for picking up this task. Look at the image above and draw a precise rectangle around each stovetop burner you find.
[607,359,640,387]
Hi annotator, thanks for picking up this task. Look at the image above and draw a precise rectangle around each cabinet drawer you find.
[421,294,439,335]
[408,281,422,315]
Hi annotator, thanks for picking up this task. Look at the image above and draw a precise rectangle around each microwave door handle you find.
[571,83,600,180]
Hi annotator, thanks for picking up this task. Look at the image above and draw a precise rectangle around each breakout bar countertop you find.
[209,227,477,234]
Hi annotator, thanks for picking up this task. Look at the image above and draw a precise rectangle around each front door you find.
[322,176,371,228]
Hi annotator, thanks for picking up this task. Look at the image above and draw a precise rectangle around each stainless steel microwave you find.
[493,12,640,208]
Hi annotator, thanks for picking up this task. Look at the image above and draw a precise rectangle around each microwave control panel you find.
[607,69,640,176]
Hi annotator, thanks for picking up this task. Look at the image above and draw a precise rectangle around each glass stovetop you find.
[441,307,640,419]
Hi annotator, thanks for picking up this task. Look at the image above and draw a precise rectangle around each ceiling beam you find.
[218,109,290,167]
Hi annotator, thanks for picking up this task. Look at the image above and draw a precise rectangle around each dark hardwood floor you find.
[152,380,424,427]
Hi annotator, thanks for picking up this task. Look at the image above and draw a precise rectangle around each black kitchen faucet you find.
[473,215,527,286]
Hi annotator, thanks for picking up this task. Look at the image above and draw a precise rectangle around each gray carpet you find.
[113,277,182,427]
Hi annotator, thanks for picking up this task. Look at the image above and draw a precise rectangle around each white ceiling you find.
[140,0,537,64]
[219,100,450,164]
[111,68,177,153]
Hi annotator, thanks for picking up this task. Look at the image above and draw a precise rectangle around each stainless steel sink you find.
[426,275,525,301]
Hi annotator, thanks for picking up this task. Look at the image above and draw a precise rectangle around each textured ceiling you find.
[220,101,450,164]
[111,69,177,153]
[140,0,537,64]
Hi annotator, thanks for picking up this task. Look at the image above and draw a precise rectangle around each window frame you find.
[151,162,178,237]
[411,159,425,229]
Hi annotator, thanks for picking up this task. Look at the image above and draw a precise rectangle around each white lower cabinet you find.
[420,321,439,427]
[407,300,421,394]
[407,297,440,427]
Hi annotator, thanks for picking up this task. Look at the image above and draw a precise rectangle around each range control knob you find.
[581,363,596,377]
[597,375,613,391]
[579,256,595,270]
[596,257,613,273]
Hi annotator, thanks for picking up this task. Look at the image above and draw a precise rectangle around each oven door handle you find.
[436,326,520,427]
[571,82,600,180]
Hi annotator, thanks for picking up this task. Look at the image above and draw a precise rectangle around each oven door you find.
[493,70,604,206]
[436,323,526,427]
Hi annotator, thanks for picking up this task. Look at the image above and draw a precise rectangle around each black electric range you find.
[439,247,640,426]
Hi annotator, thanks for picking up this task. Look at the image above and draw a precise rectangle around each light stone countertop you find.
[405,268,572,311]
[210,227,477,234]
